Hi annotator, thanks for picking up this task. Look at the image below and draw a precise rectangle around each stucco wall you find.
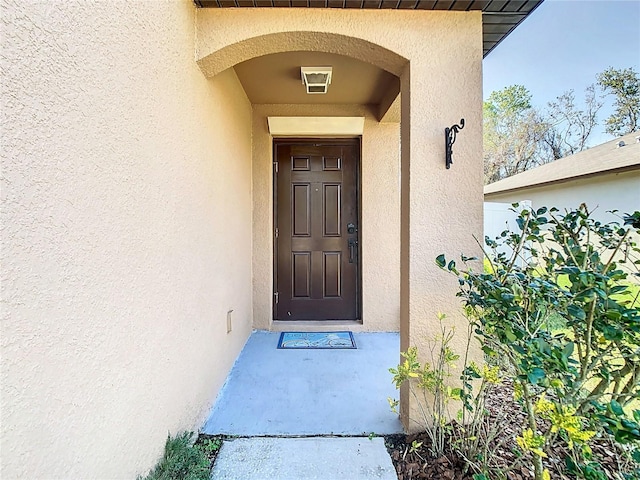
[1,1,253,478]
[485,171,640,224]
[252,105,401,332]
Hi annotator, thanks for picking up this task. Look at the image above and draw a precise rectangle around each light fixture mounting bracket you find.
[445,118,465,169]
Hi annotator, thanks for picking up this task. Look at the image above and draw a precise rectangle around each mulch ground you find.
[383,381,637,479]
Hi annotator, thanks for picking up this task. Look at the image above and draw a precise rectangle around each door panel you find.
[323,252,341,298]
[274,140,359,320]
[292,184,311,236]
[292,252,311,298]
[323,184,341,236]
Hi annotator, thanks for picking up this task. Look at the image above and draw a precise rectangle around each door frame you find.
[272,137,363,321]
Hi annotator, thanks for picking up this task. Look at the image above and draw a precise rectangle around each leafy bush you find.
[389,314,509,477]
[438,205,640,480]
[388,313,461,457]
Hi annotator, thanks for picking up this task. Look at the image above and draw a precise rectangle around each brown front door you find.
[274,139,360,320]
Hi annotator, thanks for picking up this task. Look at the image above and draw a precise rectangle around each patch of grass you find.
[138,432,212,480]
[194,434,224,464]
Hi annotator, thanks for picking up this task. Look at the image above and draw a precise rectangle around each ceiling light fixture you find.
[301,67,332,94]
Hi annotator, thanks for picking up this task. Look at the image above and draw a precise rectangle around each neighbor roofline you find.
[484,163,640,198]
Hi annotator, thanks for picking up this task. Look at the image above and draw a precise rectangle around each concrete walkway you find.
[203,330,402,479]
[211,437,397,480]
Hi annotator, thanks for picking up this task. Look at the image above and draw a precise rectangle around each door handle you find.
[348,238,358,263]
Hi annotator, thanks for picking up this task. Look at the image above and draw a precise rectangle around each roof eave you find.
[194,0,545,60]
[484,163,640,197]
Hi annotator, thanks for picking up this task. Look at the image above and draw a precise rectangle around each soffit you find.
[234,51,399,105]
[194,0,544,58]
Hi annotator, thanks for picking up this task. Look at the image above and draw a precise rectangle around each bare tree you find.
[543,85,603,160]
[484,84,601,184]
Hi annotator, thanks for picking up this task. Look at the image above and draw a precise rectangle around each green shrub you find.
[438,205,640,480]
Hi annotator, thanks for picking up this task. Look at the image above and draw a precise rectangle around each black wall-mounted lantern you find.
[445,119,465,169]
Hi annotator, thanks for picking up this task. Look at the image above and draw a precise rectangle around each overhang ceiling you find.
[194,0,544,58]
[234,51,399,105]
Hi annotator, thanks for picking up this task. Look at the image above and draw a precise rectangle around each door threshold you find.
[271,320,364,333]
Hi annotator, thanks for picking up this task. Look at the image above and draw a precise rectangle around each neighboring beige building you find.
[1,1,539,478]
[485,132,640,223]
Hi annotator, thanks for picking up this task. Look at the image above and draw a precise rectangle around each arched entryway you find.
[195,8,485,431]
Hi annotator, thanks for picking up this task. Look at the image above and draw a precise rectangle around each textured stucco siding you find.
[1,1,253,478]
[252,104,401,332]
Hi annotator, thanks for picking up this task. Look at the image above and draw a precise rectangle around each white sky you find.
[483,0,640,146]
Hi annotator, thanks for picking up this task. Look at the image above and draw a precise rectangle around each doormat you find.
[277,331,356,349]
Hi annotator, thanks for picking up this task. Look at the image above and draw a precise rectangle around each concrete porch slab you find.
[202,331,403,436]
[210,437,397,480]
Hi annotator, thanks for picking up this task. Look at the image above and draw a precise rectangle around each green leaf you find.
[609,400,624,416]
[504,328,517,343]
[604,310,622,321]
[481,345,496,356]
[562,342,574,358]
[602,325,623,341]
[567,304,586,321]
[512,345,526,355]
[610,284,629,295]
[436,254,446,268]
[527,368,546,385]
